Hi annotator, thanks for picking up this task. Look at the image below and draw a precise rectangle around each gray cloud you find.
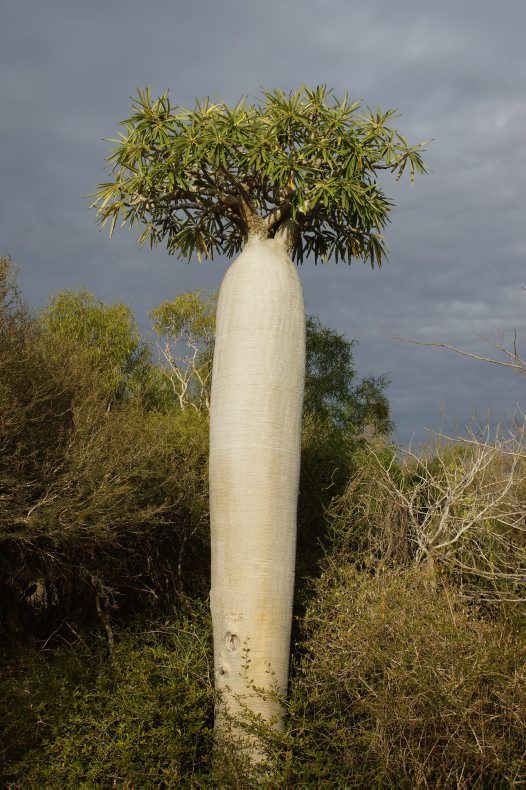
[1,0,525,443]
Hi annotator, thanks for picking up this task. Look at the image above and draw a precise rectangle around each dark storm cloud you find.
[1,0,525,443]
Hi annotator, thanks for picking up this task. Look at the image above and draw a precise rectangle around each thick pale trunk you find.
[209,233,305,741]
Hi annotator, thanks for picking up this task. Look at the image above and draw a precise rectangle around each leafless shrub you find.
[330,424,526,604]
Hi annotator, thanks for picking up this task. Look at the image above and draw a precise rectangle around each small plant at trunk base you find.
[93,85,427,760]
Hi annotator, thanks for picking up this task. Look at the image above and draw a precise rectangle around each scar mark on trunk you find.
[225,632,240,653]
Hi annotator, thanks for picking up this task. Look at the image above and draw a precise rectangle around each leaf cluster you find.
[93,85,429,265]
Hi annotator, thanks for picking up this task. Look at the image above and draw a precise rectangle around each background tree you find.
[93,85,427,753]
[149,291,217,411]
[41,288,147,400]
[304,315,391,433]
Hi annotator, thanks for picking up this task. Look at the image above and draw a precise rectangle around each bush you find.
[1,605,214,787]
[0,259,210,636]
[297,316,392,583]
[4,569,524,788]
[40,287,145,398]
[325,439,407,569]
[329,436,526,603]
[285,566,526,787]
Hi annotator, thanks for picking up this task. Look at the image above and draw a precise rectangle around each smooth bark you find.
[209,232,305,741]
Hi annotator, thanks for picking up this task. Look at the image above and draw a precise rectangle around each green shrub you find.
[297,317,392,583]
[0,261,210,635]
[325,439,406,569]
[4,571,525,788]
[1,605,214,787]
[40,287,146,398]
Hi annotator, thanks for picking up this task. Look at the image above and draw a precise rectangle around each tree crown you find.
[93,85,429,265]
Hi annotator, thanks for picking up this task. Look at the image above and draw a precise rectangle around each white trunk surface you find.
[209,234,305,735]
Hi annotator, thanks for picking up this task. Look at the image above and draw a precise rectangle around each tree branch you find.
[393,337,526,374]
[263,200,291,230]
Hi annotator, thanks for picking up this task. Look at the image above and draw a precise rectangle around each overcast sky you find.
[1,0,525,444]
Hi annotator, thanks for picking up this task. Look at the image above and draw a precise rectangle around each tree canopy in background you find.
[149,291,217,411]
[41,289,146,396]
[305,315,391,434]
[92,86,428,264]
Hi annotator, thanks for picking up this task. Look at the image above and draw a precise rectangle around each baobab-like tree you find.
[93,85,428,750]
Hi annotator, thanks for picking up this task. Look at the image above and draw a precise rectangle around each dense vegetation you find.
[1,255,525,787]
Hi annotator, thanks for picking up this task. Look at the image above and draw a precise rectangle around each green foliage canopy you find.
[40,288,145,395]
[150,290,216,348]
[93,86,428,264]
[305,315,391,434]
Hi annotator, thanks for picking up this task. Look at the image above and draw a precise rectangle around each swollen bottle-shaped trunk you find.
[209,233,305,739]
